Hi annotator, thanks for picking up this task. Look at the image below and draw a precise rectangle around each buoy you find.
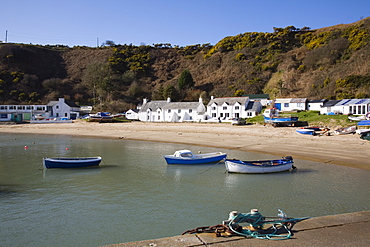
[24,146,28,150]
[66,148,69,150]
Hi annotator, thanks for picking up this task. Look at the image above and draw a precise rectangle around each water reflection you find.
[0,133,369,247]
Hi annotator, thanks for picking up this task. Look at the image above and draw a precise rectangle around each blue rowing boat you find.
[43,157,102,169]
[164,150,227,165]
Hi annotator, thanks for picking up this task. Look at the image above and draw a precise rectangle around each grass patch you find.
[246,110,352,127]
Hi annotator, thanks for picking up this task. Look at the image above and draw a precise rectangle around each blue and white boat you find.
[225,156,294,174]
[263,108,298,127]
[43,156,102,169]
[296,127,321,135]
[164,150,227,165]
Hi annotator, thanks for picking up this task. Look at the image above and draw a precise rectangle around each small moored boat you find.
[164,150,227,165]
[225,156,294,174]
[43,156,102,169]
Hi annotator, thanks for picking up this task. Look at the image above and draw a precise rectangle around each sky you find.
[1,0,369,47]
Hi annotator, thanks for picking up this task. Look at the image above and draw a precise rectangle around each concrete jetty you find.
[102,211,369,246]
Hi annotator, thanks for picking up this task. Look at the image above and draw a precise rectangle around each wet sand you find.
[1,121,369,170]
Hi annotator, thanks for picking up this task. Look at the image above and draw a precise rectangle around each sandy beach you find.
[1,120,369,171]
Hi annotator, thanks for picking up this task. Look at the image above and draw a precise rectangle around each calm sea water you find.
[0,133,369,246]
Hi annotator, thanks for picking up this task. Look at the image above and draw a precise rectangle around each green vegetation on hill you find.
[0,17,369,112]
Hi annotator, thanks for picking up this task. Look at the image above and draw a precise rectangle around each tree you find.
[178,69,194,90]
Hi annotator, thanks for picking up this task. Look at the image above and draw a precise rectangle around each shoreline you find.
[1,120,369,170]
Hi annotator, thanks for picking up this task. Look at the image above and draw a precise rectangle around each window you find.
[178,109,181,113]
[223,106,227,110]
[65,113,68,117]
[284,103,289,107]
[235,113,239,118]
[225,113,229,117]
[158,115,160,120]
[220,113,223,117]
[189,109,192,113]
[168,109,171,113]
[212,107,216,110]
[235,106,239,110]
[56,106,59,109]
[212,113,216,117]
[1,114,7,118]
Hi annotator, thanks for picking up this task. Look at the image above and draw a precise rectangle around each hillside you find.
[0,17,369,112]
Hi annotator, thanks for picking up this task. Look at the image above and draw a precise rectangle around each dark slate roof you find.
[309,99,327,103]
[207,97,249,106]
[246,101,260,111]
[322,100,341,107]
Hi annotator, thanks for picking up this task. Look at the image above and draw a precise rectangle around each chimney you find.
[211,96,214,100]
[143,98,147,104]
[167,97,171,102]
[199,97,203,103]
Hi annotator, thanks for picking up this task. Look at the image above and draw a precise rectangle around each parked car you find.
[231,118,246,125]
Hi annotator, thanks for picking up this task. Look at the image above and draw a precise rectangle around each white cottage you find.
[163,98,206,122]
[138,98,207,122]
[274,98,307,111]
[207,96,262,120]
[308,99,327,111]
[47,98,80,119]
[320,99,370,115]
[138,98,168,122]
[125,109,139,120]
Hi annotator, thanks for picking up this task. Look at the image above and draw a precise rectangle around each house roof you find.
[163,102,203,110]
[290,98,307,103]
[274,98,291,103]
[140,101,168,112]
[309,99,327,103]
[207,97,249,106]
[246,101,260,111]
[47,100,79,107]
[322,100,341,107]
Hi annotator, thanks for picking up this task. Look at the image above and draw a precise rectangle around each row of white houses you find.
[1,96,370,123]
[270,98,370,115]
[126,96,263,122]
[127,97,370,122]
[0,98,81,122]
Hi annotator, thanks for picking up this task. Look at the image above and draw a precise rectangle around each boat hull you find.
[164,153,227,165]
[296,129,315,135]
[43,157,102,169]
[225,157,293,174]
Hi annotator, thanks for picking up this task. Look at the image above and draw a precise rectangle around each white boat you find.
[333,125,356,135]
[164,150,227,165]
[225,156,294,174]
[348,115,365,121]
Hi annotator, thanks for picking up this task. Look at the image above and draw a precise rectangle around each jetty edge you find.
[101,211,370,246]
